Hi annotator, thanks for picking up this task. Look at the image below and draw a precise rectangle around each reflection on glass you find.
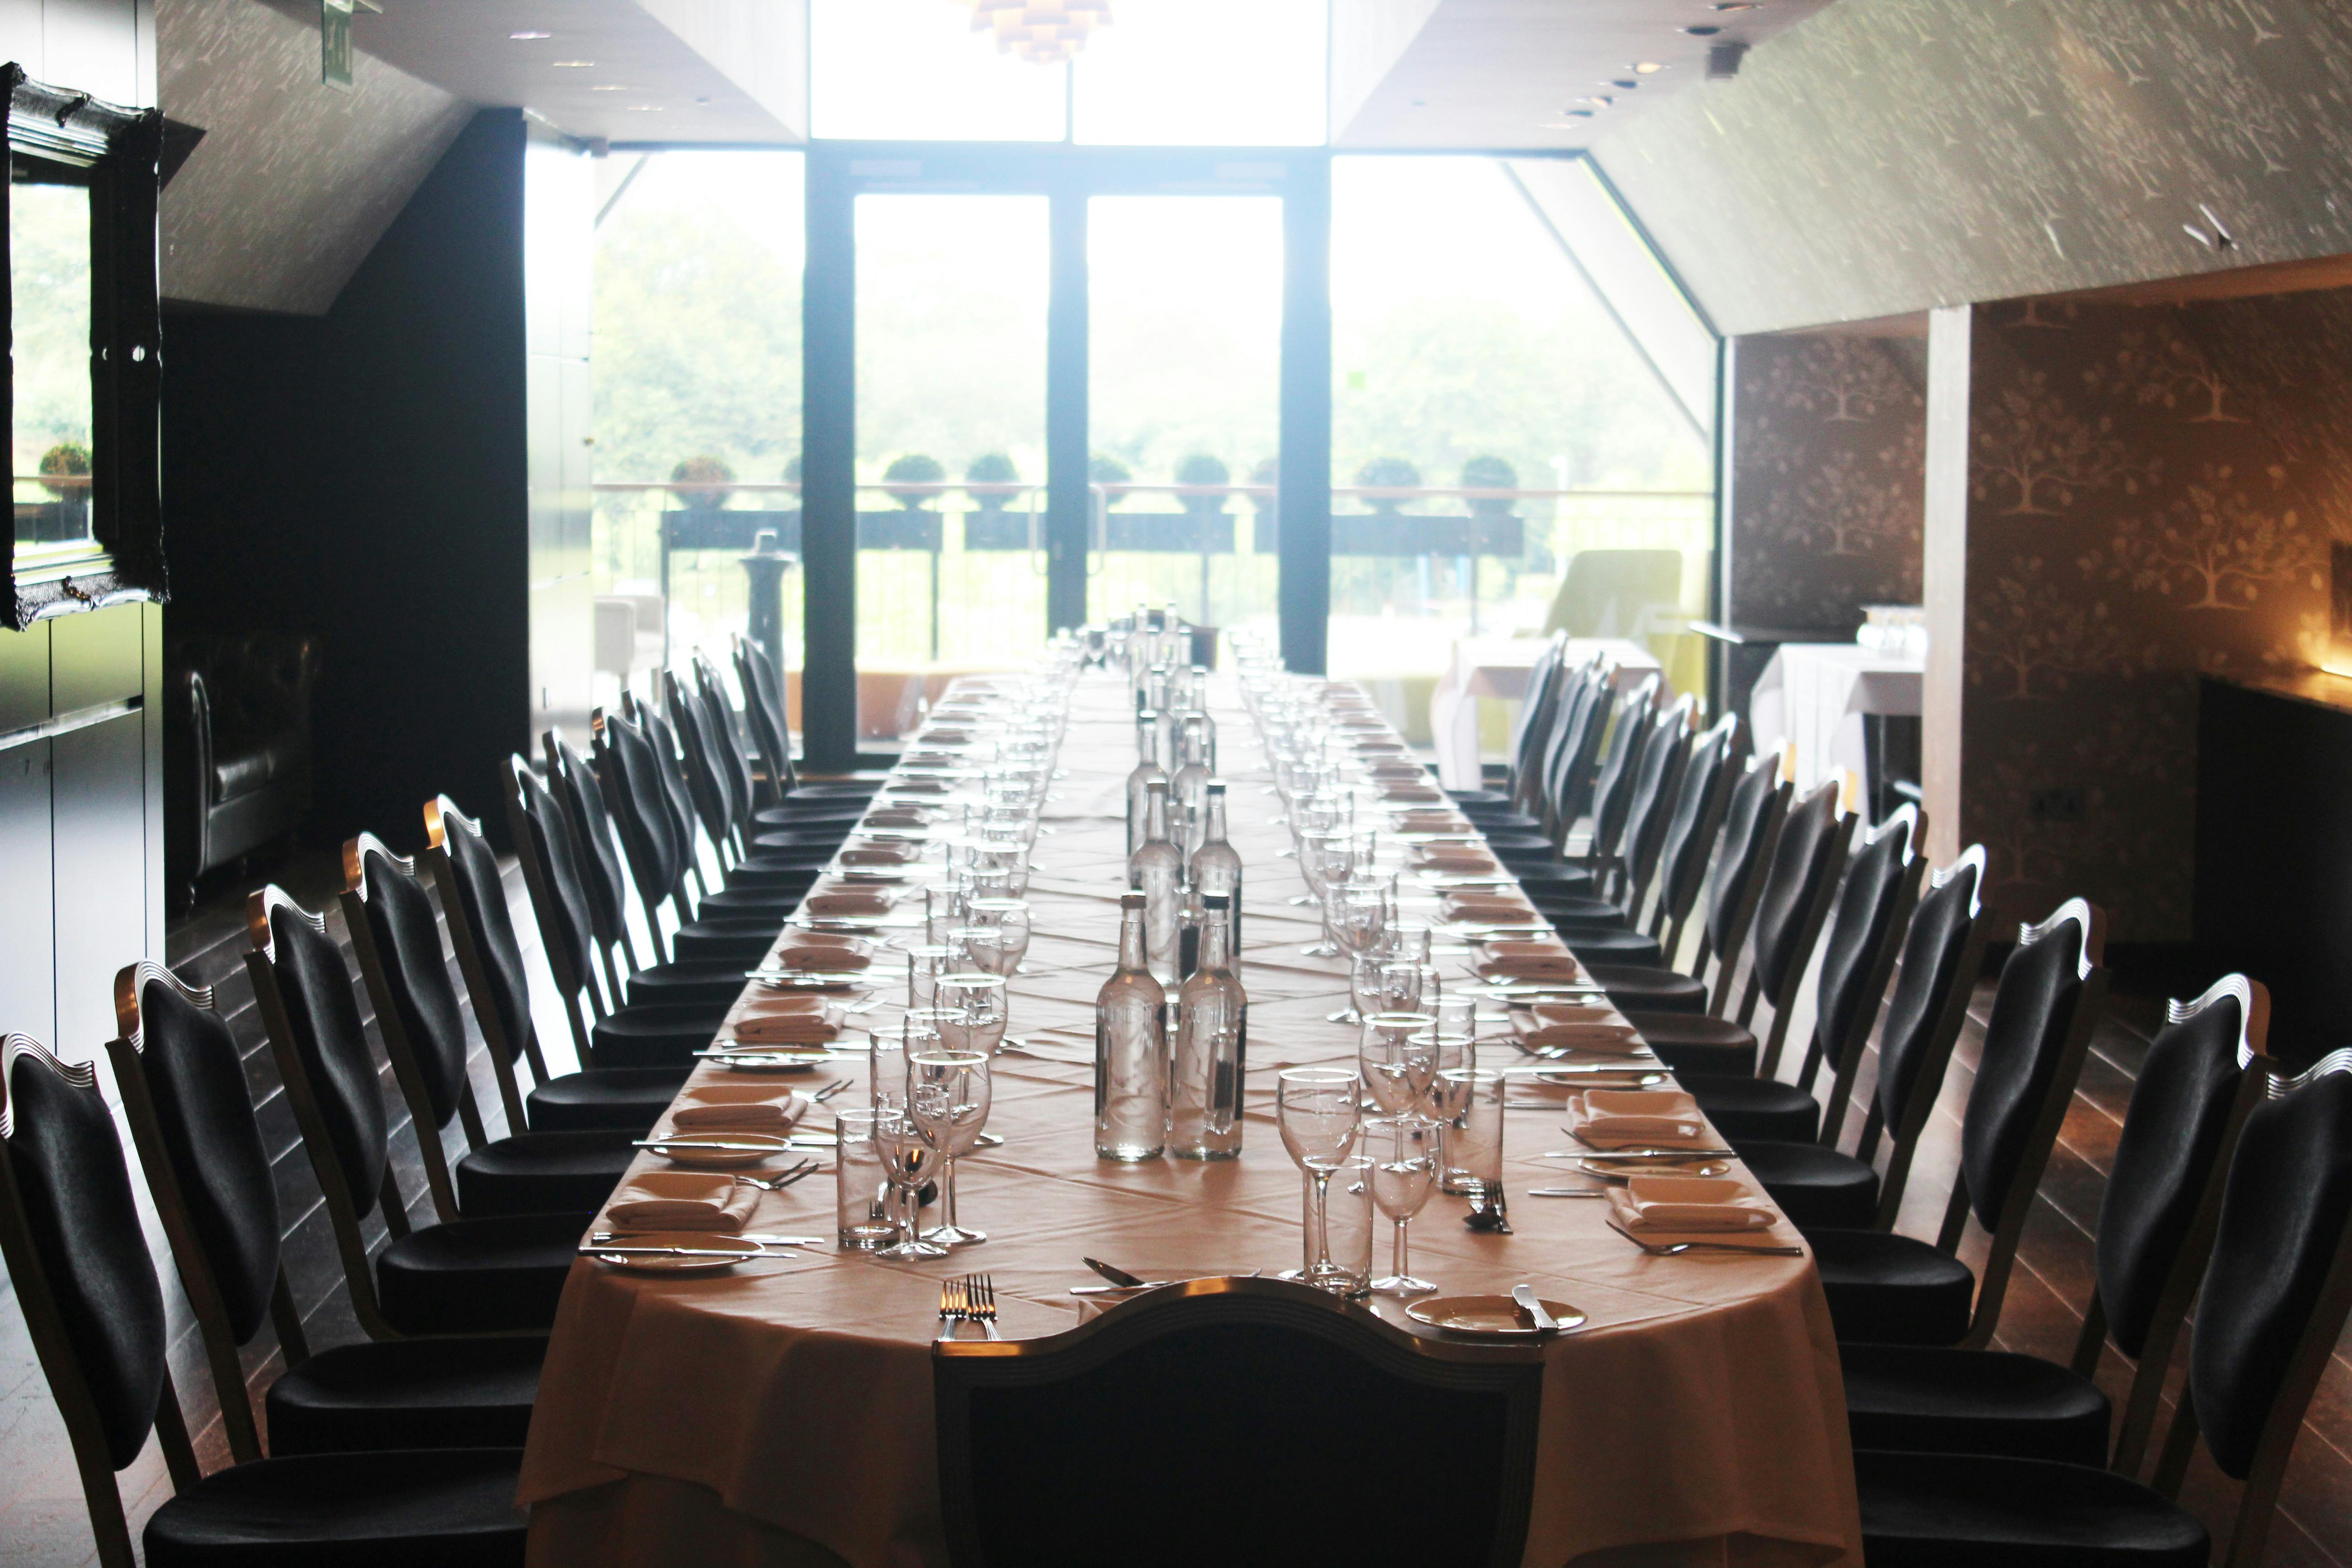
[1073,0,1327,146]
[1328,156,1713,744]
[855,193,1049,739]
[1087,195,1281,641]
[590,152,806,714]
[813,0,1068,142]
[13,178,93,555]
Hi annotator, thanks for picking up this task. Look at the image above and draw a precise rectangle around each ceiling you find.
[255,0,807,142]
[1333,0,1836,149]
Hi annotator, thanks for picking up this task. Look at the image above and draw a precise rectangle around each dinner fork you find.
[963,1273,1000,1339]
[1604,1219,1804,1256]
[735,1158,822,1192]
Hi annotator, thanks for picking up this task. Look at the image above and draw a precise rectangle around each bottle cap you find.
[1120,892,1147,911]
[1146,777,1168,795]
[1202,894,1230,911]
[1205,780,1226,795]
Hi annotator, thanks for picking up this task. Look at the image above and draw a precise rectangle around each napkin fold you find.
[671,1085,812,1132]
[841,842,920,866]
[1475,954,1585,982]
[887,779,953,796]
[770,943,872,972]
[1607,1175,1775,1233]
[1417,847,1501,874]
[1445,893,1538,922]
[806,889,896,917]
[1522,1023,1644,1054]
[605,1171,762,1232]
[730,1014,839,1045]
[1570,1089,1709,1149]
[859,808,931,830]
[1382,784,1446,804]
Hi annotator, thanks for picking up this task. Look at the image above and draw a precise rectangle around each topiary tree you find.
[965,452,1019,514]
[670,452,735,512]
[883,452,945,510]
[783,454,802,485]
[1460,454,1518,516]
[1248,456,1279,511]
[1174,453,1229,517]
[38,441,89,500]
[1355,455,1421,515]
[1090,452,1132,510]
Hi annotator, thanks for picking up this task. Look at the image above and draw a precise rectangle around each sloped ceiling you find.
[1589,0,2352,336]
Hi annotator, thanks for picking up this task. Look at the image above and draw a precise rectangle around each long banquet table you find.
[519,673,1862,1568]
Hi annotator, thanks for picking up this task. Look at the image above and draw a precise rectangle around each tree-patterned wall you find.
[1960,289,2352,940]
[1729,333,1926,632]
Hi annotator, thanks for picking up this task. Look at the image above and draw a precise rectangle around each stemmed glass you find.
[875,1109,949,1260]
[906,944,957,1009]
[936,973,1009,1057]
[1296,830,1350,950]
[911,1049,993,1247]
[964,897,1032,975]
[1359,1011,1438,1116]
[1277,1067,1362,1291]
[1328,881,1389,974]
[1338,955,1422,1027]
[1366,1115,1439,1297]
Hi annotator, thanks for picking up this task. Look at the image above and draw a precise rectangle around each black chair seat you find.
[376,1213,583,1336]
[1479,831,1555,854]
[1529,893,1627,925]
[144,1447,526,1567]
[1589,964,1706,1014]
[619,965,759,1013]
[751,800,868,828]
[1446,788,1512,808]
[1509,866,1597,897]
[1842,1344,2111,1467]
[265,1337,547,1456]
[1460,810,1544,835]
[1620,1009,1756,1077]
[453,1129,635,1218]
[750,828,856,854]
[1812,1228,1977,1346]
[671,919,785,965]
[1688,1076,1820,1142]
[525,1065,691,1132]
[714,862,823,891]
[784,781,882,801]
[1564,928,1666,969]
[1731,1140,1879,1230]
[1854,1449,2205,1568]
[696,887,805,921]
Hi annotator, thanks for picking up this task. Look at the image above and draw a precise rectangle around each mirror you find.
[10,162,93,560]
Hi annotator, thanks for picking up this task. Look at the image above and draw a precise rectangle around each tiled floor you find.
[2,866,2348,1563]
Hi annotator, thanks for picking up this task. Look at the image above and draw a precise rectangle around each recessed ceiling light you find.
[590,83,627,91]
[1681,24,1722,35]
[1632,61,1665,74]
[552,59,595,68]
[1608,78,1639,89]
[1537,121,1587,130]
[1575,95,1615,107]
[623,104,665,112]
[509,30,551,40]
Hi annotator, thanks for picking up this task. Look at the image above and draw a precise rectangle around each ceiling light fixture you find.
[509,30,551,40]
[955,0,1112,64]
[1609,78,1639,88]
[1576,95,1615,107]
[590,83,627,92]
[1632,61,1665,74]
[1681,24,1722,35]
[552,60,595,68]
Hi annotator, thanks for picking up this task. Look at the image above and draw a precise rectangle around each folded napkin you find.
[861,806,932,828]
[1417,847,1501,874]
[1522,1022,1644,1054]
[730,1014,839,1045]
[1382,784,1446,804]
[1367,762,1426,779]
[605,1171,762,1233]
[1485,937,1573,960]
[1353,740,1410,755]
[841,843,920,866]
[1445,893,1538,922]
[1570,1089,1710,1149]
[771,943,872,972]
[920,728,974,744]
[806,889,897,917]
[888,779,953,796]
[1526,1001,1617,1027]
[1394,808,1470,829]
[1607,1175,1775,1233]
[1475,954,1585,982]
[671,1084,812,1133]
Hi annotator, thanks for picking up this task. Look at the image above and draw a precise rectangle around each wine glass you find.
[1338,955,1422,1027]
[1366,1115,1439,1296]
[936,972,1009,1057]
[1277,1067,1361,1288]
[875,1109,949,1261]
[965,897,1032,975]
[1329,882,1389,971]
[1359,1012,1438,1115]
[924,884,968,946]
[906,944,956,1009]
[911,1049,992,1246]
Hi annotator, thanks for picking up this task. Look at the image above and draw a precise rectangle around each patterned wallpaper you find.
[1729,334,1926,631]
[1596,0,2352,335]
[1959,289,2352,939]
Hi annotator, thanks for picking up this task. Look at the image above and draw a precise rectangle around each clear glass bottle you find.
[1190,780,1244,964]
[1186,666,1217,769]
[1171,894,1247,1161]
[1128,778,1185,984]
[1169,714,1213,860]
[1095,892,1169,1161]
[1126,709,1167,858]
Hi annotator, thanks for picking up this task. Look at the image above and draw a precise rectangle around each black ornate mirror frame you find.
[1,65,164,628]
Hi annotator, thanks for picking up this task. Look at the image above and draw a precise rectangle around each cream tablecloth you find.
[519,676,1861,1568]
[1747,644,1923,795]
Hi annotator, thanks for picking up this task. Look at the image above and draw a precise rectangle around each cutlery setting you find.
[937,1274,1000,1339]
[735,1159,825,1191]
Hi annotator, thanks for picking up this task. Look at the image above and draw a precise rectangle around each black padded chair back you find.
[627,691,702,868]
[663,669,737,855]
[2097,976,2265,1361]
[734,634,799,797]
[692,652,758,836]
[1746,778,1852,1003]
[1960,898,2103,1230]
[0,1037,171,1472]
[1873,848,1986,1131]
[426,797,534,1067]
[933,1278,1543,1568]
[1649,713,1738,929]
[2188,1058,2352,1482]
[119,965,280,1343]
[1504,636,1568,804]
[1539,666,1611,841]
[545,731,634,950]
[1584,677,1661,862]
[350,838,471,1131]
[1701,750,1789,962]
[1810,806,1920,1074]
[1616,696,1695,906]
[257,891,391,1219]
[595,708,686,911]
[506,757,601,1003]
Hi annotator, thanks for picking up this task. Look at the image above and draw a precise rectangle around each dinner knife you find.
[1512,1284,1559,1331]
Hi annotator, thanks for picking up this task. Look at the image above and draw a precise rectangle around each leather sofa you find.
[165,633,321,906]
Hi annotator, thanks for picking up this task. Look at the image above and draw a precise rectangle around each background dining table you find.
[518,675,1863,1568]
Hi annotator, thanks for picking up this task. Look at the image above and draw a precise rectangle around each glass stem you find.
[1313,1169,1333,1271]
[941,1157,960,1229]
[1393,1216,1409,1279]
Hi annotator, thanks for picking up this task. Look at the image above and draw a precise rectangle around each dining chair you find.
[1687,803,1929,1145]
[733,633,882,806]
[0,1034,529,1568]
[245,886,579,1338]
[1495,672,1660,875]
[1841,975,2268,1473]
[1713,846,1992,1231]
[1447,630,1567,819]
[341,832,638,1223]
[594,706,786,968]
[1520,656,1614,859]
[676,659,864,848]
[1521,696,1700,966]
[700,648,871,832]
[1854,1045,2352,1568]
[1812,897,2108,1348]
[106,959,545,1460]
[932,1276,1545,1568]
[662,671,845,902]
[426,794,689,1134]
[1582,746,1791,1018]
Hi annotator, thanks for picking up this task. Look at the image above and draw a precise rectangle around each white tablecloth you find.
[1748,644,1924,794]
[1429,637,1661,790]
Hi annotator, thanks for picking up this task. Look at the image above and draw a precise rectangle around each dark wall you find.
[165,108,531,848]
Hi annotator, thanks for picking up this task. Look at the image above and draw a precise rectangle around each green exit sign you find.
[322,0,354,90]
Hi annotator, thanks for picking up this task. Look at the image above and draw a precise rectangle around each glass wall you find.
[591,150,804,715]
[1087,194,1283,641]
[1328,155,1713,747]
